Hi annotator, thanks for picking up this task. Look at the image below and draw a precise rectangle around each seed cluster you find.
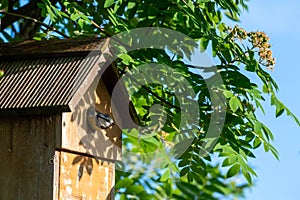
[227,25,276,70]
[249,31,275,69]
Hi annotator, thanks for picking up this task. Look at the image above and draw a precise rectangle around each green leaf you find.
[118,53,134,65]
[243,172,253,184]
[78,18,84,29]
[285,107,300,126]
[0,0,8,9]
[178,159,189,167]
[229,96,242,112]
[262,83,269,93]
[166,178,172,196]
[221,49,232,63]
[0,69,4,77]
[104,0,114,8]
[263,143,269,152]
[187,172,193,182]
[128,2,136,9]
[276,105,285,118]
[254,121,262,133]
[180,167,190,177]
[126,185,144,194]
[269,145,279,160]
[222,157,234,167]
[223,90,233,98]
[253,137,262,148]
[190,171,203,184]
[160,169,171,182]
[254,99,265,114]
[226,164,240,178]
[176,181,198,197]
[224,11,240,22]
[200,37,209,52]
[190,161,204,174]
[192,155,206,169]
[116,178,134,189]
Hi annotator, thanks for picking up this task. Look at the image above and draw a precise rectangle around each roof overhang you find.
[0,38,139,128]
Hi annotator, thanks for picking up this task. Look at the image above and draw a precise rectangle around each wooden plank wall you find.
[0,114,115,200]
[56,151,115,200]
[56,79,119,199]
[0,114,60,200]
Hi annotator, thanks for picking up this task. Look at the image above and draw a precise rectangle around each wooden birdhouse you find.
[0,38,135,199]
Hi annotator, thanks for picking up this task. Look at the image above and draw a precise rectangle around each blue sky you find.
[237,0,300,199]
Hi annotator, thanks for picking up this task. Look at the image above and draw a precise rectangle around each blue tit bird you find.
[96,111,114,129]
[87,107,115,130]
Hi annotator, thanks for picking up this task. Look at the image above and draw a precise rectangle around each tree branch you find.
[0,1,46,30]
[0,10,69,38]
[90,20,111,37]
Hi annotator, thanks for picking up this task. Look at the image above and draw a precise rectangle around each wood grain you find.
[0,114,60,200]
[58,151,115,200]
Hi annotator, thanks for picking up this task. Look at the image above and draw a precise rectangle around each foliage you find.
[1,0,299,199]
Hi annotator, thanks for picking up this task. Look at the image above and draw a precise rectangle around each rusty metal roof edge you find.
[0,51,101,61]
[0,105,70,117]
[68,39,110,111]
[0,38,105,59]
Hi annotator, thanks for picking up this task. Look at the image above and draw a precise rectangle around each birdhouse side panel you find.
[59,80,122,161]
[0,114,60,200]
[56,151,115,200]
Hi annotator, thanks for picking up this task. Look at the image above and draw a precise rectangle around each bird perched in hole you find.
[87,107,115,130]
[96,111,114,129]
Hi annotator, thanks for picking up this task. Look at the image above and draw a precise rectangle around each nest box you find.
[0,38,136,200]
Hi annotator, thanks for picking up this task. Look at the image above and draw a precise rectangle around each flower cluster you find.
[226,25,276,70]
[248,31,275,69]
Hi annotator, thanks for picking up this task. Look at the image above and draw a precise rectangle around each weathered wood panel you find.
[57,151,115,200]
[0,114,61,200]
[59,80,122,161]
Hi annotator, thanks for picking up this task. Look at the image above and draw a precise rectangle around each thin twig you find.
[0,10,69,38]
[90,20,111,37]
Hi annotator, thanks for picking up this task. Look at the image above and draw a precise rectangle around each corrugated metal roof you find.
[0,54,101,110]
[0,38,139,127]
